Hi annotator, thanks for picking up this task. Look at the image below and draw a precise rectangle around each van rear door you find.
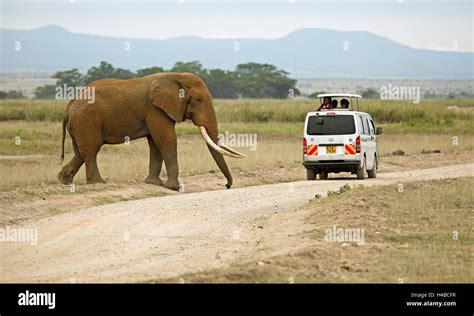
[305,113,356,161]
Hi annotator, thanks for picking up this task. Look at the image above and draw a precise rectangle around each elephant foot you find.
[144,176,163,186]
[164,179,180,191]
[57,170,74,185]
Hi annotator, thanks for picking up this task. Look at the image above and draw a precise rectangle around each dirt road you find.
[1,163,472,283]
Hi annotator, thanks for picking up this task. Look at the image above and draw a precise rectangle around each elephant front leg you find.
[161,141,181,191]
[145,109,180,191]
[144,135,164,186]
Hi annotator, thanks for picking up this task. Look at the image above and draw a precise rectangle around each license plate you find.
[326,146,337,154]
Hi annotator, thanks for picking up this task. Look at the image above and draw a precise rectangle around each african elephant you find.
[57,72,244,190]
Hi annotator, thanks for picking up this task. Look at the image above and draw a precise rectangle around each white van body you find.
[303,109,381,180]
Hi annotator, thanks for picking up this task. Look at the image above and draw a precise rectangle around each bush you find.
[0,90,26,99]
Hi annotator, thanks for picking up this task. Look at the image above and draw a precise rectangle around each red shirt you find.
[318,103,334,111]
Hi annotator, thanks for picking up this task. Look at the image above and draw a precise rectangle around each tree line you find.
[31,61,300,99]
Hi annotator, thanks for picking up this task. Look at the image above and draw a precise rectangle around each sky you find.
[1,0,473,52]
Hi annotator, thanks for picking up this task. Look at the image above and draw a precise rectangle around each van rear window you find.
[307,115,356,135]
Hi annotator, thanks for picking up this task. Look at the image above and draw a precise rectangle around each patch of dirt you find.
[0,152,471,227]
[0,183,172,226]
[175,177,473,283]
[0,155,52,161]
[377,151,473,173]
[0,162,472,283]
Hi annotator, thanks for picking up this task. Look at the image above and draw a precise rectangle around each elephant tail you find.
[59,101,72,164]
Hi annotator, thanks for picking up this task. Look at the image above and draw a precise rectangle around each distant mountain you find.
[1,25,472,79]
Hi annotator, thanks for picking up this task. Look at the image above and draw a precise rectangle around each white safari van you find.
[303,94,382,180]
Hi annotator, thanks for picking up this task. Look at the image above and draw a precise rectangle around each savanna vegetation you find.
[0,98,473,191]
[1,98,473,133]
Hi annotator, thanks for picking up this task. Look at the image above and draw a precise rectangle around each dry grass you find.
[167,177,474,283]
[1,119,473,191]
[1,98,473,191]
[0,133,301,191]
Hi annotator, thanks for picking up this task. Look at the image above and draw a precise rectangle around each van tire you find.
[306,169,316,180]
[368,156,377,178]
[357,157,367,179]
[319,171,328,180]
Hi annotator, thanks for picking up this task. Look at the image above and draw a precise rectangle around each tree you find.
[202,69,238,99]
[30,60,302,100]
[53,68,84,87]
[0,91,6,99]
[234,63,299,99]
[34,85,56,99]
[84,61,135,84]
[360,88,380,99]
[5,90,26,99]
[136,66,165,77]
[170,61,204,75]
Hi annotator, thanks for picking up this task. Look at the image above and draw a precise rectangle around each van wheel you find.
[368,156,377,178]
[306,169,316,180]
[357,157,367,179]
[319,171,328,180]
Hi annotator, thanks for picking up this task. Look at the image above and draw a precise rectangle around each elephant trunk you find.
[199,123,241,189]
[206,125,233,189]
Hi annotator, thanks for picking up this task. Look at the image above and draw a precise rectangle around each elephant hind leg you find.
[144,135,164,185]
[84,158,105,184]
[75,129,106,184]
[58,138,84,185]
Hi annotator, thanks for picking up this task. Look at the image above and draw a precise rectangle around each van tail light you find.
[303,137,307,154]
[355,136,361,153]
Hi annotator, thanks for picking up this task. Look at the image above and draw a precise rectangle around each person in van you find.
[340,98,350,109]
[332,99,338,108]
[318,97,334,110]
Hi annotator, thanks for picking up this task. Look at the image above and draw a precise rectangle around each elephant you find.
[57,72,245,190]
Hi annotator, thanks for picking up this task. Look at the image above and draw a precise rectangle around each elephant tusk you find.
[219,143,246,158]
[199,126,245,158]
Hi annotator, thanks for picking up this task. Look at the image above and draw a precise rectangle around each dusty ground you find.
[0,161,472,283]
[174,177,473,283]
[0,152,472,227]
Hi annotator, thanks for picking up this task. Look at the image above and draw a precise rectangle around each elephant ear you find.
[149,76,188,123]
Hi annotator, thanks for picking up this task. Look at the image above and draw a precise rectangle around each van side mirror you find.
[376,127,383,135]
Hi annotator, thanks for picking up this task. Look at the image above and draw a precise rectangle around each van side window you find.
[357,116,366,134]
[361,116,369,135]
[367,118,375,135]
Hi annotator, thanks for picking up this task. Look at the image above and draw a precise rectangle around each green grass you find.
[1,98,473,134]
[0,99,65,122]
